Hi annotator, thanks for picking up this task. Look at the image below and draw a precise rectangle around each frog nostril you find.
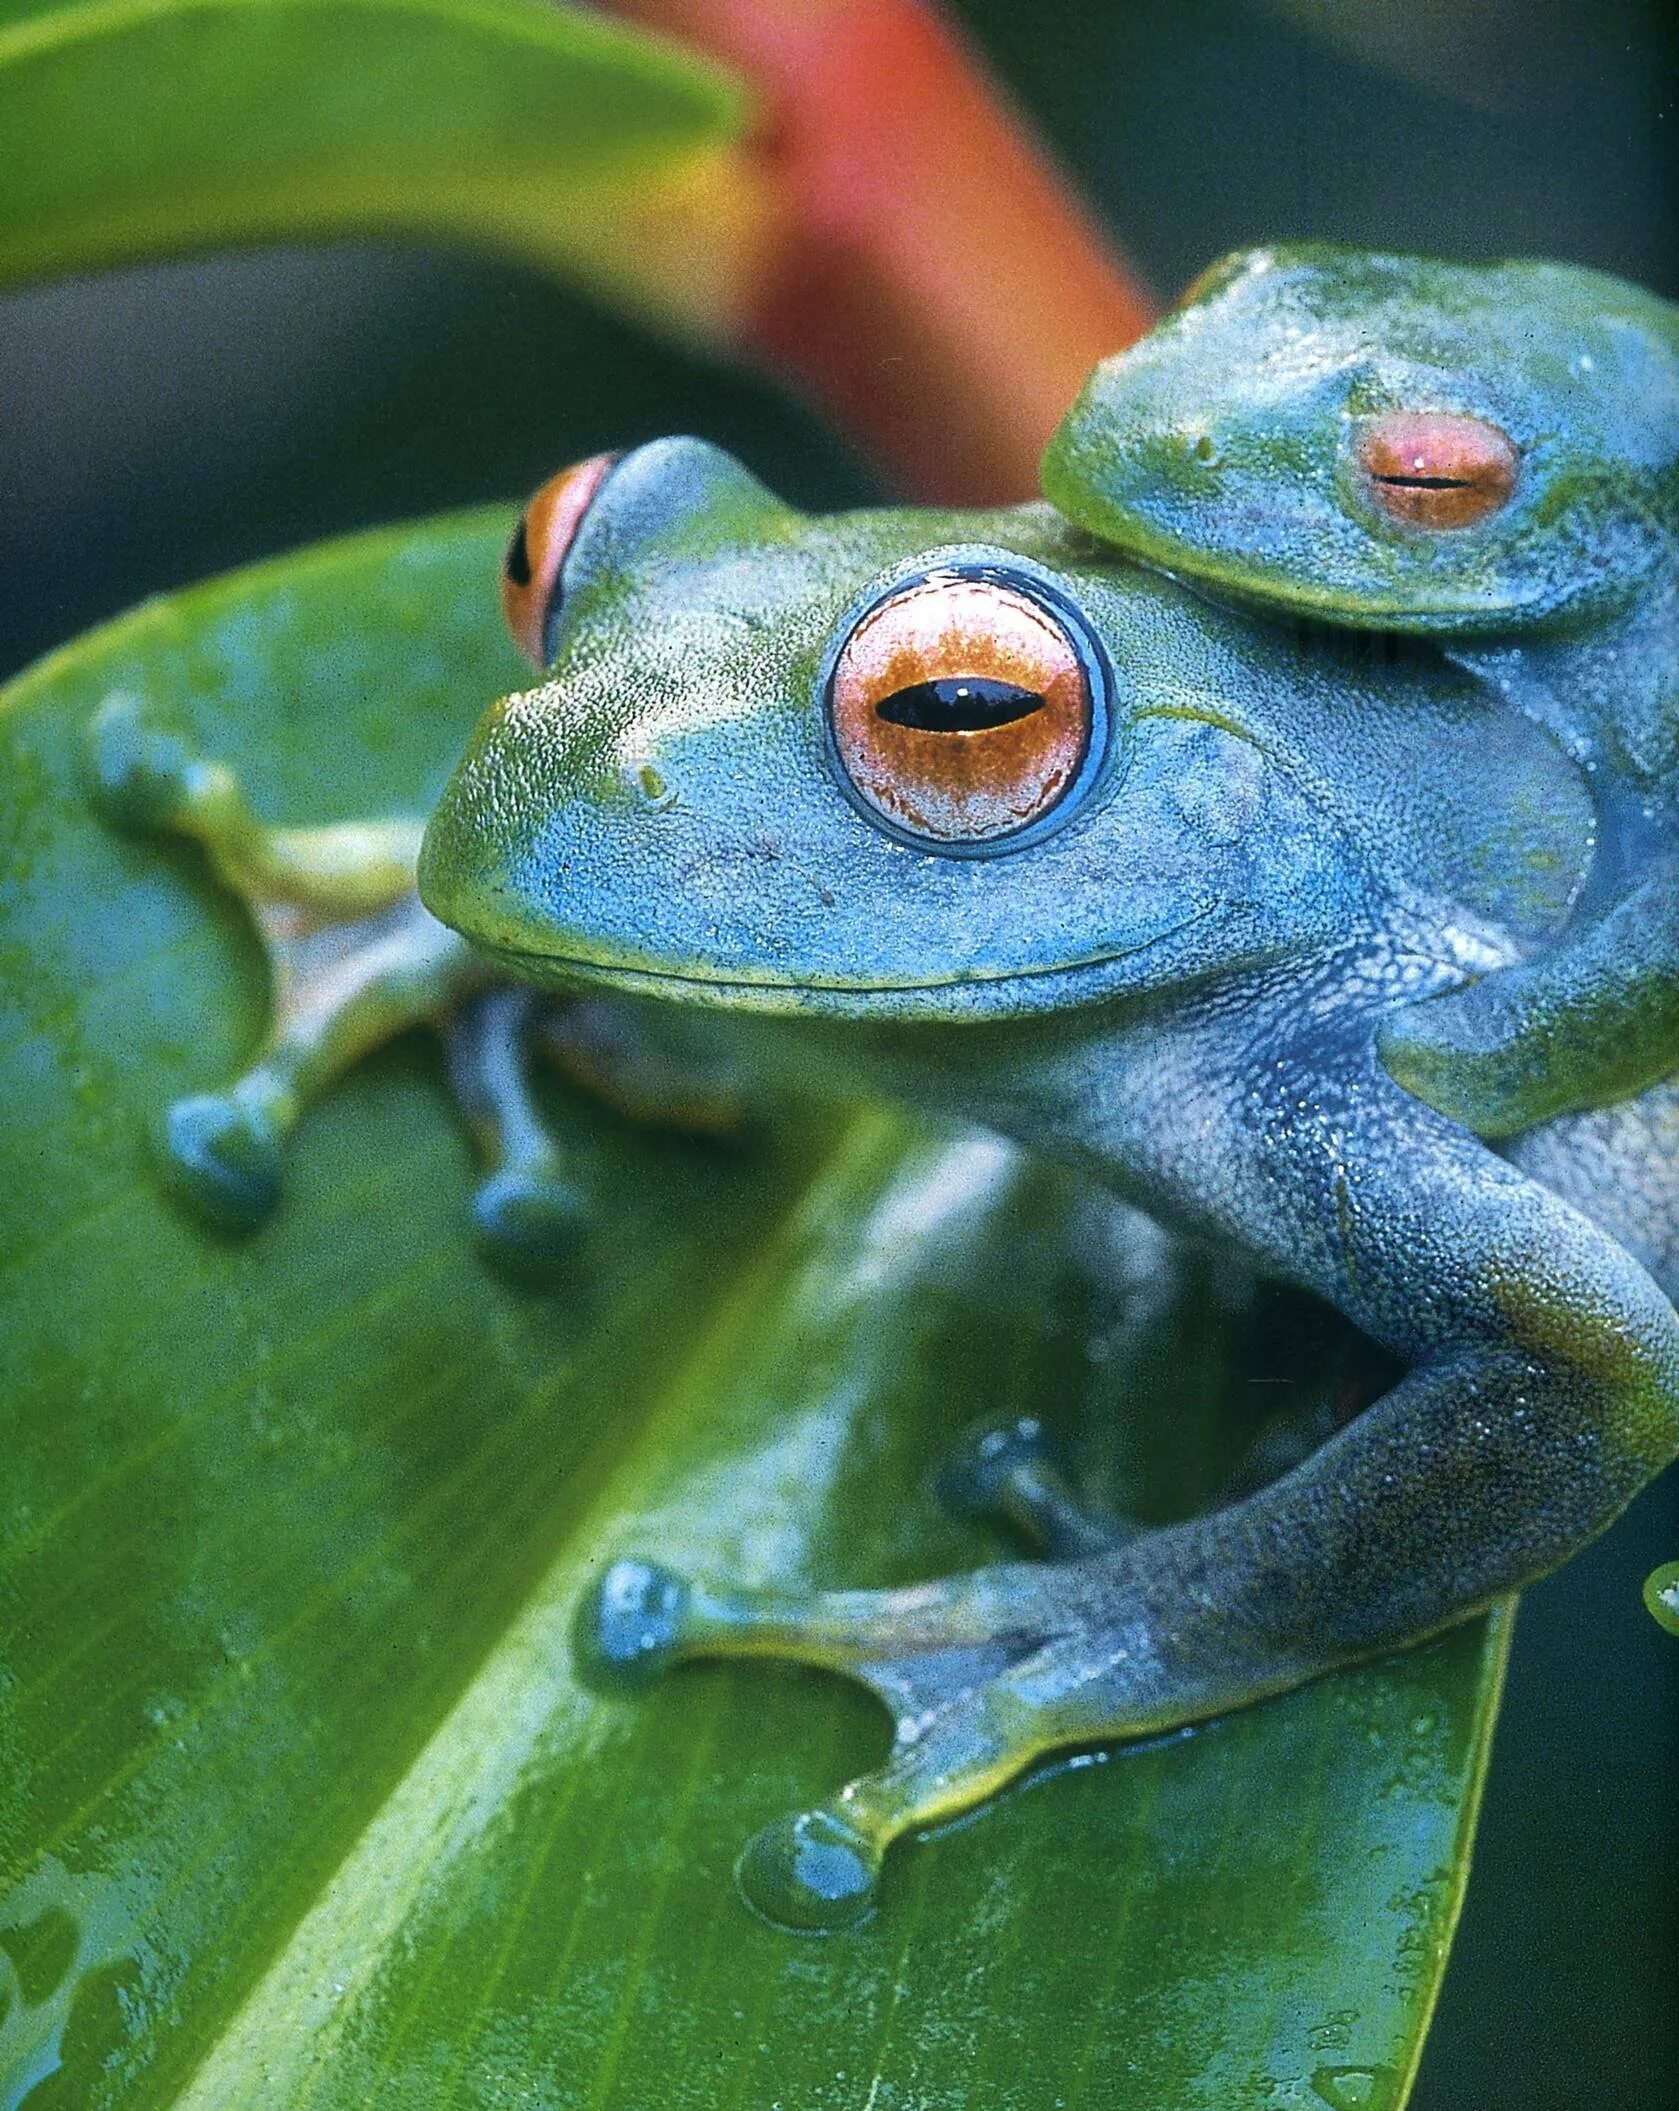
[624,761,677,810]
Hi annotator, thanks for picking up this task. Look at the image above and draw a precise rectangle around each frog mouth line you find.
[478,910,1212,1010]
[1129,522,1528,630]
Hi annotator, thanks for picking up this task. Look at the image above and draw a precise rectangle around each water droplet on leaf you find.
[1643,1560,1679,1635]
[1311,2064,1398,2110]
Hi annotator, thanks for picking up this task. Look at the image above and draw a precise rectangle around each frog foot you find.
[85,694,601,1264]
[576,1548,1098,1931]
[575,1423,1154,1930]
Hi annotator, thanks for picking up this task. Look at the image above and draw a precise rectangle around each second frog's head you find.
[1043,245,1679,634]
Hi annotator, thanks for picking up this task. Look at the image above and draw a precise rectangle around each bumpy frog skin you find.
[407,436,1679,1932]
[1042,246,1679,1136]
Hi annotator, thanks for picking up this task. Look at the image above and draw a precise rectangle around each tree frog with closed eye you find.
[1043,245,1679,1138]
[411,435,1677,1931]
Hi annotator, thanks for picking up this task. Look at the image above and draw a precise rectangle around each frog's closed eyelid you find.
[1352,411,1519,530]
[501,452,621,669]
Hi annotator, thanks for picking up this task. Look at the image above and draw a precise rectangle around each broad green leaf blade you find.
[0,516,1508,2109]
[0,0,750,328]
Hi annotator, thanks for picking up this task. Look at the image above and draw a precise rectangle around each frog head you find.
[1042,246,1679,634]
[418,438,1590,1020]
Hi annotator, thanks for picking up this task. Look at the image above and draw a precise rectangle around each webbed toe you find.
[568,1543,1111,1924]
[938,1415,1056,1516]
[574,1558,695,1690]
[159,1091,284,1231]
[87,692,203,833]
[938,1415,1132,1557]
[736,1809,881,1934]
[471,1164,591,1279]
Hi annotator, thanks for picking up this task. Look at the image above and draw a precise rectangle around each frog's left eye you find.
[827,569,1105,851]
[1355,412,1519,530]
[501,452,620,668]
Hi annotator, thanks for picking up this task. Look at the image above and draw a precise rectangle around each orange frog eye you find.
[1355,411,1519,530]
[501,452,620,667]
[826,568,1107,851]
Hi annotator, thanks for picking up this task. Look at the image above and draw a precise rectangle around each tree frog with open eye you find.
[1042,246,1679,1137]
[405,434,1678,1931]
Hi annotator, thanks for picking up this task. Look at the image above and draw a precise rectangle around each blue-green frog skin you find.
[1042,246,1679,1137]
[415,436,1679,1932]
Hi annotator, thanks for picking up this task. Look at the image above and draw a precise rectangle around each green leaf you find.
[0,514,1509,2110]
[0,0,748,324]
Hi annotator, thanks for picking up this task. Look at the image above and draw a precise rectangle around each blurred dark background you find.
[2,0,1674,2102]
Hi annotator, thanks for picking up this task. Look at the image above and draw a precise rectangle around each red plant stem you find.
[605,0,1158,502]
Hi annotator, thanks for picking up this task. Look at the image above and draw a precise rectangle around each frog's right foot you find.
[88,696,722,1260]
[143,896,485,1233]
[87,691,488,1234]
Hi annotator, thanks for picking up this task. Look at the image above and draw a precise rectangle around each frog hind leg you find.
[1379,870,1679,1136]
[575,1039,1679,1933]
[89,692,486,1228]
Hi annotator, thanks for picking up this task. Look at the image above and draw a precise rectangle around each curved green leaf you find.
[0,515,1509,2109]
[0,0,748,322]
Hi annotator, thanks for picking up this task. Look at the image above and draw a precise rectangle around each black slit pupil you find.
[1375,474,1473,490]
[876,675,1046,732]
[505,515,533,587]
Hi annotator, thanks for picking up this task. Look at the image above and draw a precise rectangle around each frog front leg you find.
[448,987,594,1272]
[1379,865,1679,1135]
[577,1029,1679,1931]
[88,693,602,1263]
